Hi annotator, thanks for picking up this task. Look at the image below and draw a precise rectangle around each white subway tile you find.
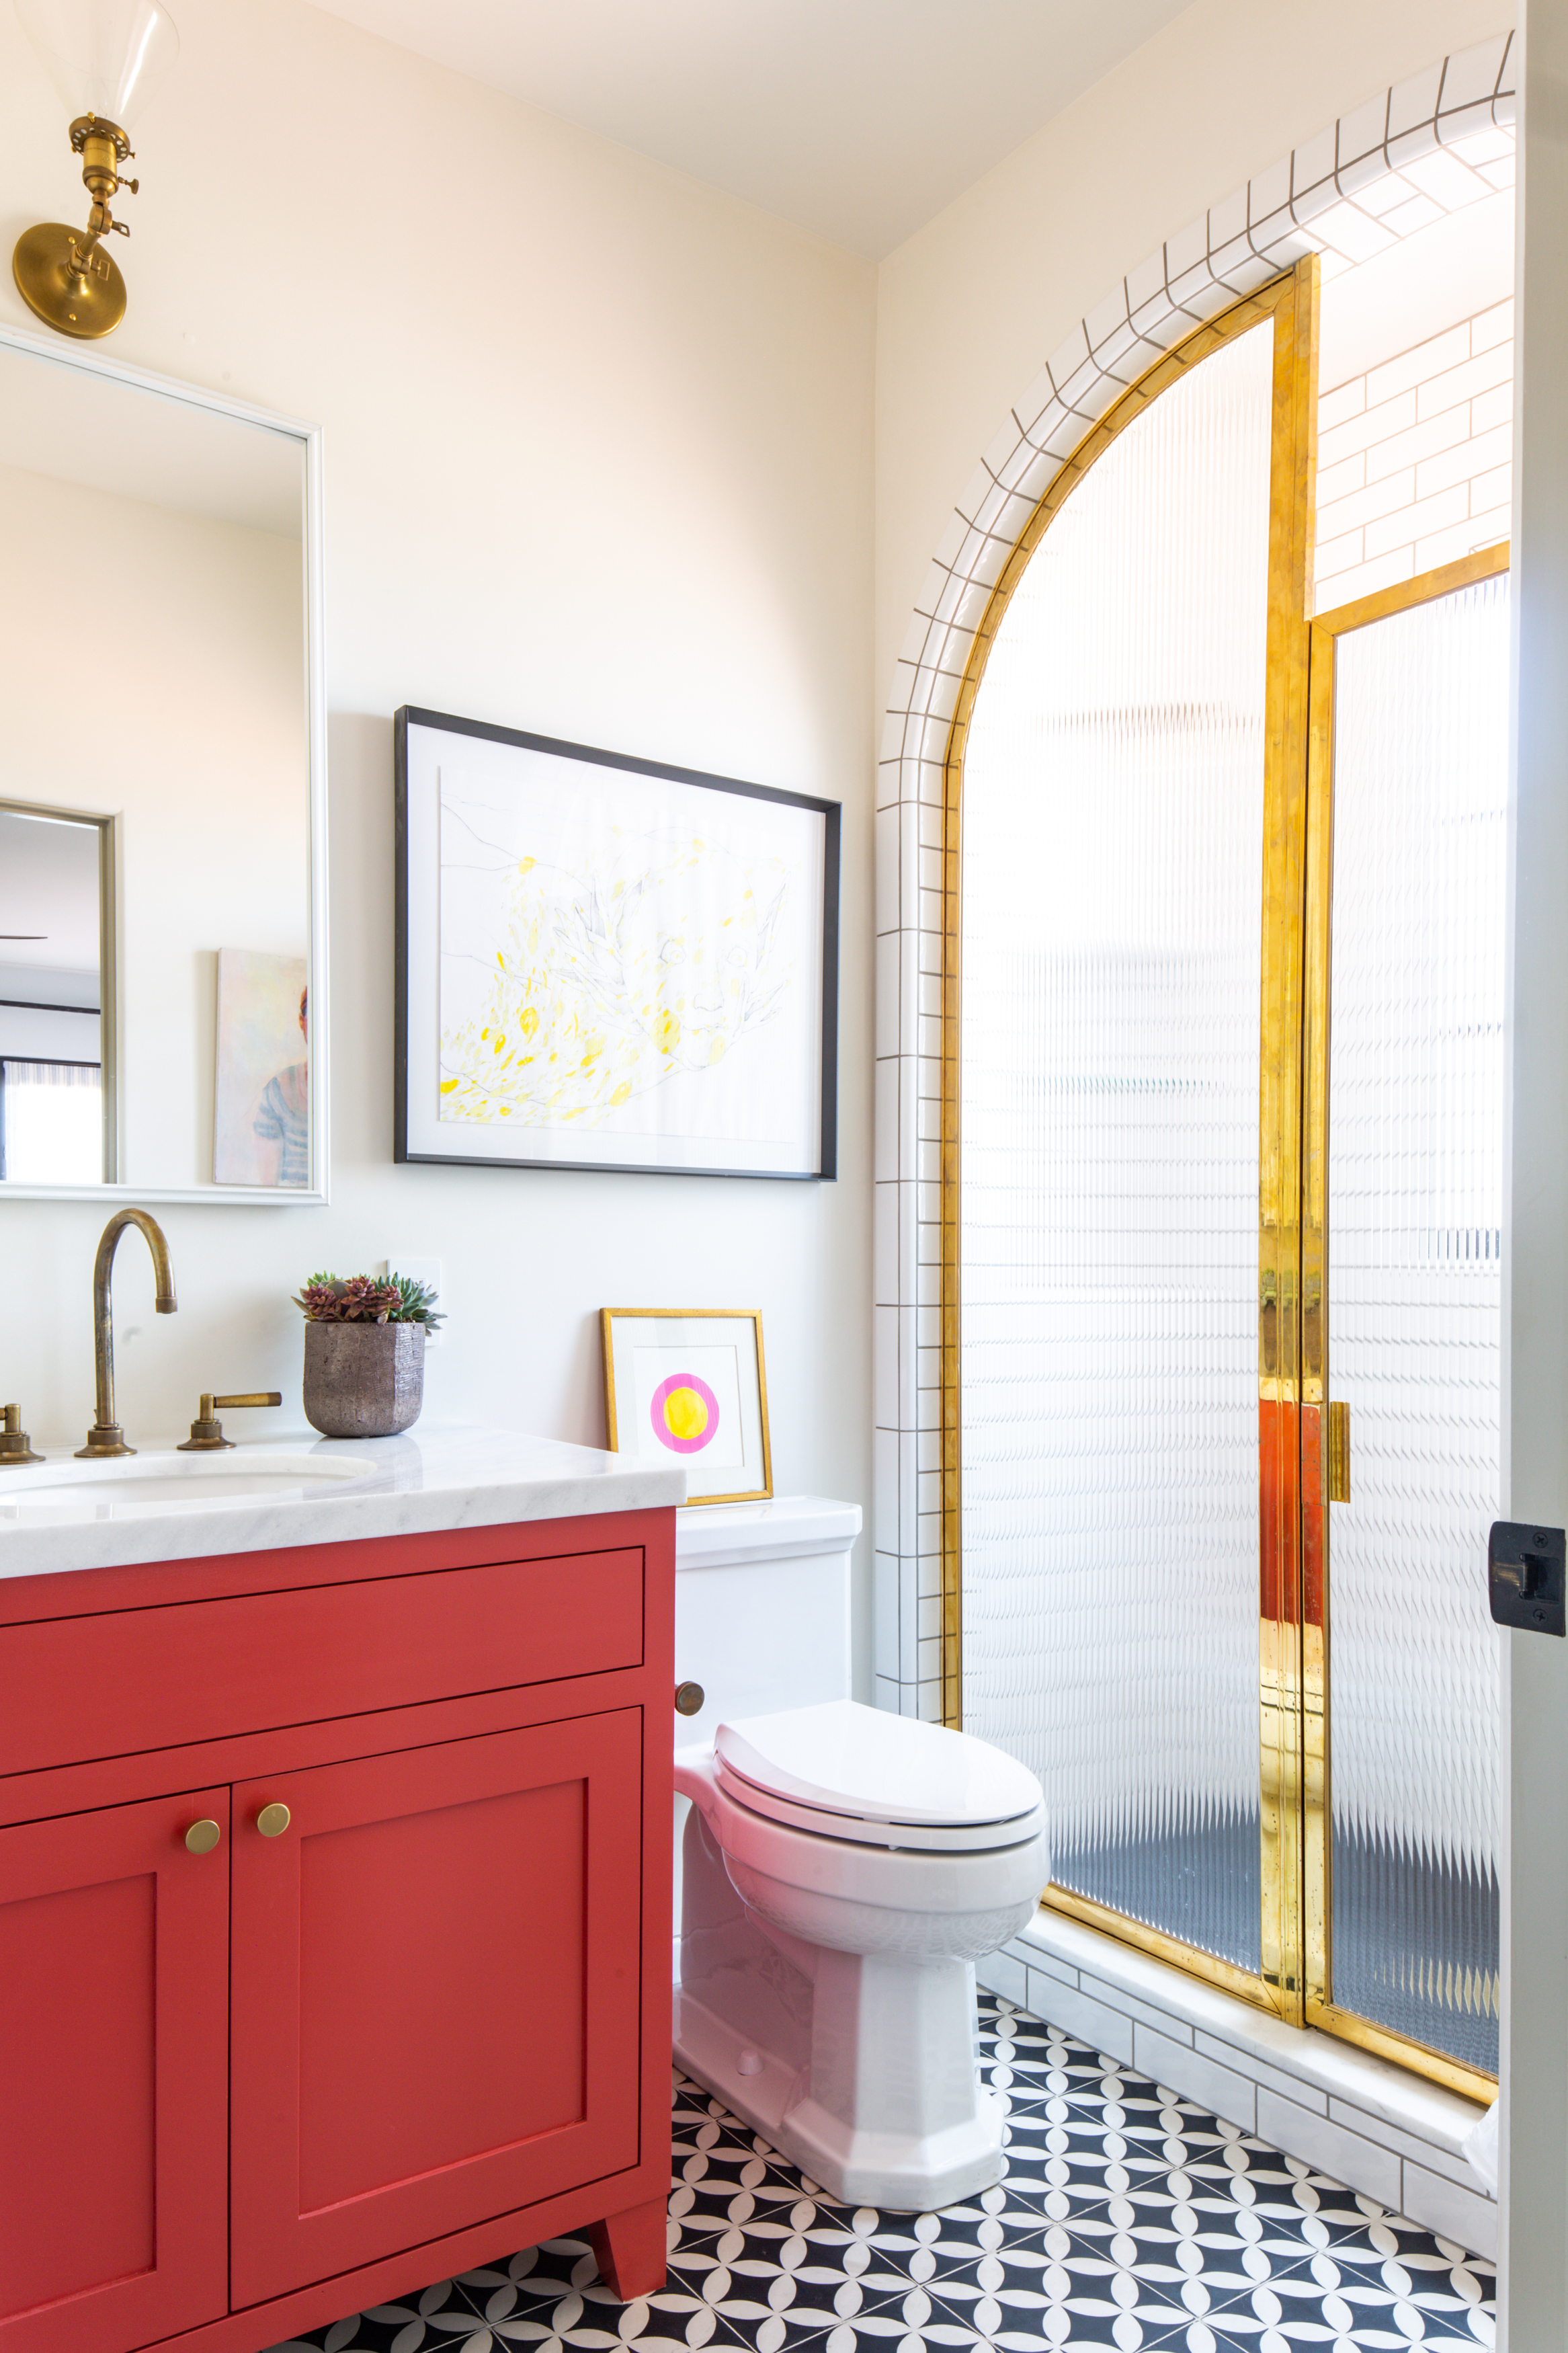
[1471,379,1513,436]
[1471,297,1514,355]
[1313,545,1415,612]
[1467,502,1511,553]
[873,1180,898,1307]
[1256,2088,1401,2210]
[1027,1979,1134,2067]
[979,1950,1029,2007]
[1315,448,1366,505]
[1411,515,1486,573]
[1328,2099,1486,2186]
[1364,404,1471,486]
[1318,465,1417,539]
[872,1425,897,1554]
[1416,341,1514,422]
[1194,2030,1327,2115]
[1415,419,1512,499]
[1079,1969,1194,2044]
[1026,1948,1079,1994]
[873,1304,897,1429]
[872,1552,899,1679]
[1133,2023,1255,2136]
[1313,524,1366,584]
[1401,2161,1497,2260]
[1364,479,1468,559]
[1318,386,1418,467]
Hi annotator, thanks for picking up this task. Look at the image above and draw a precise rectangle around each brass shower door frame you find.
[1300,542,1509,2106]
[938,256,1319,2021]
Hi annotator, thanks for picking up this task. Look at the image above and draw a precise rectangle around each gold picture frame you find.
[600,1308,772,1505]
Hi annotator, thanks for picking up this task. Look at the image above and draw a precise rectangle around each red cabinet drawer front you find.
[0,1790,229,2353]
[0,1546,643,1772]
[230,1709,644,2307]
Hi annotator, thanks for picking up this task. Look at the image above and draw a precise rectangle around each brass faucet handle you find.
[0,1404,44,1466]
[177,1391,283,1452]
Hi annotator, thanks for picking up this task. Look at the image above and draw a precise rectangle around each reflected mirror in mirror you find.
[0,328,323,1198]
[0,803,109,1183]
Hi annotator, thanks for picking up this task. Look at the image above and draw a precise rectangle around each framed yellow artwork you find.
[600,1308,772,1505]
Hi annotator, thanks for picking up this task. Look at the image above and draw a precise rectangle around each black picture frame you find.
[394,706,839,1181]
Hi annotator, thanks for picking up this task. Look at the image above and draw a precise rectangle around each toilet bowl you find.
[673,1698,1048,2211]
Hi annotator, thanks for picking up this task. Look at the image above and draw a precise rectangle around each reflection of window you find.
[0,1059,101,1183]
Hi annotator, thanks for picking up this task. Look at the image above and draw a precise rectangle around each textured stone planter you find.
[302,1320,425,1438]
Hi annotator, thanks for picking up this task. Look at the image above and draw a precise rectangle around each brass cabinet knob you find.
[255,1802,292,1837]
[675,1681,705,1717]
[184,1818,222,1854]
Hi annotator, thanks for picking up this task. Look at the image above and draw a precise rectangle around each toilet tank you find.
[673,1494,861,1977]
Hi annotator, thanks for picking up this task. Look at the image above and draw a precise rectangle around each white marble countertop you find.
[0,1421,686,1584]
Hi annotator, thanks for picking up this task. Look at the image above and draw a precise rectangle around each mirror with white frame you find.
[0,325,326,1200]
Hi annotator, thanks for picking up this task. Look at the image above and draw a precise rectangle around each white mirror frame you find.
[0,319,329,1205]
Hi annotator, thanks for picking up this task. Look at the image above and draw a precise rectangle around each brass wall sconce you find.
[11,0,179,340]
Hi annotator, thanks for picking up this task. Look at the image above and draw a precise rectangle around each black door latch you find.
[1488,1522,1566,1636]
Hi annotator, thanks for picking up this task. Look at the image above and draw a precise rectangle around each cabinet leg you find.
[588,2196,668,2300]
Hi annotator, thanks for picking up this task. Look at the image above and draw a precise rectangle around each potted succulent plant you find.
[293,1271,445,1438]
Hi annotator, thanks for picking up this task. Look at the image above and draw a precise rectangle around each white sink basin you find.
[0,1451,374,1523]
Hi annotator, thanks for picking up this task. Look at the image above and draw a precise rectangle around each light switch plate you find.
[378,1256,446,1347]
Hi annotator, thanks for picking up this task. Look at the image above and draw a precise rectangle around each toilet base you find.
[675,1983,1007,2211]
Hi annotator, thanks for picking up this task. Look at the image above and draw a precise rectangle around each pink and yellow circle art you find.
[649,1371,720,1455]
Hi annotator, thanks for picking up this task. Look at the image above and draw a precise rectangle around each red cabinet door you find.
[0,1788,230,2353]
[230,1709,644,2307]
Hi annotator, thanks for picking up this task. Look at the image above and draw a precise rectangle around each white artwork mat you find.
[403,722,828,1174]
[630,1344,746,1472]
[604,1312,770,1502]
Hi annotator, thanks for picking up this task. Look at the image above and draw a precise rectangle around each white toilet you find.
[673,1501,1048,2211]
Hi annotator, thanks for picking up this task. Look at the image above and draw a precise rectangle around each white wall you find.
[0,0,876,1663]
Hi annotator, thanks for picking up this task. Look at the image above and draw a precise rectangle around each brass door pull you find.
[177,1392,283,1451]
[1326,1401,1350,1504]
[675,1681,705,1716]
[255,1802,291,1837]
[184,1819,222,1854]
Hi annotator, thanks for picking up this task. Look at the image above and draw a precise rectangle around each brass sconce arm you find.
[13,114,141,340]
[73,115,138,251]
[11,0,177,339]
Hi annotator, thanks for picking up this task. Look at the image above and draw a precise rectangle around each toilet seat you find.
[713,1700,1044,1853]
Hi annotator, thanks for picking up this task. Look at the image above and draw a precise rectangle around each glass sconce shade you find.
[14,0,179,127]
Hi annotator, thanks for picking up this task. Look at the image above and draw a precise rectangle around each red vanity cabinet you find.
[0,1507,675,2353]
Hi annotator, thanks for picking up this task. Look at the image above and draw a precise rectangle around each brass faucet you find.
[77,1208,177,1459]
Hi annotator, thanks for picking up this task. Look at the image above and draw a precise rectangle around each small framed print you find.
[601,1308,772,1506]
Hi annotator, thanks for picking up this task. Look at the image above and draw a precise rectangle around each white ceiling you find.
[0,808,101,980]
[313,0,1194,260]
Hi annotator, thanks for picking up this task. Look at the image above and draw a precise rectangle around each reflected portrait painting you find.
[214,947,309,1187]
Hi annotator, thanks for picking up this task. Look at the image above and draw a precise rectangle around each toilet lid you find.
[715,1699,1042,1831]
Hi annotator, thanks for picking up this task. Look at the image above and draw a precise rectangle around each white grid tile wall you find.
[873,37,1517,1724]
[1315,301,1513,610]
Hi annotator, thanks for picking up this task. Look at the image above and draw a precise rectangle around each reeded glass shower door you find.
[948,253,1504,2094]
[951,263,1317,2009]
[1303,555,1508,2083]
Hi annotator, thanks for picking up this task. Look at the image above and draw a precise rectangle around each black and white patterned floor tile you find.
[268,1997,1494,2353]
